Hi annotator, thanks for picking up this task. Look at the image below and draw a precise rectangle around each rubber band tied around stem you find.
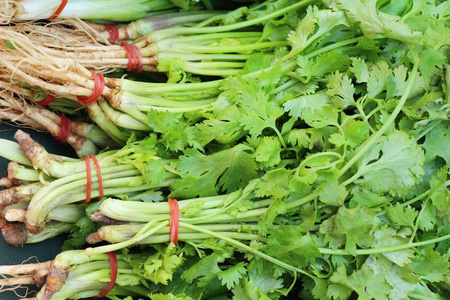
[104,24,119,45]
[55,113,71,142]
[95,252,117,298]
[82,155,103,204]
[47,0,68,21]
[36,94,55,106]
[168,198,179,244]
[121,41,143,73]
[76,71,105,105]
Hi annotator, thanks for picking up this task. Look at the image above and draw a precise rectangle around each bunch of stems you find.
[0,1,303,76]
[10,11,223,47]
[0,88,114,157]
[0,250,158,300]
[0,0,177,23]
[0,131,178,245]
[0,16,365,146]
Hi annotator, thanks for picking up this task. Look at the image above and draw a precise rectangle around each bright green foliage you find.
[355,131,425,194]
[224,75,285,140]
[326,71,355,109]
[328,265,391,300]
[422,122,450,165]
[54,0,450,299]
[335,0,423,44]
[411,247,449,283]
[217,262,246,289]
[319,180,348,206]
[265,226,320,267]
[385,203,418,228]
[143,244,184,285]
[172,144,257,198]
[147,111,200,152]
[149,293,194,300]
[297,52,349,83]
[320,206,379,255]
[253,136,282,169]
[182,253,226,287]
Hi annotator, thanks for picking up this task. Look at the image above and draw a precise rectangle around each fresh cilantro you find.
[171,144,257,198]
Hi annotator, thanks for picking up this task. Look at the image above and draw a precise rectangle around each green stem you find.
[180,222,317,279]
[154,0,317,36]
[318,233,450,255]
[0,139,32,166]
[286,190,321,210]
[408,294,442,300]
[338,63,418,178]
[174,41,288,54]
[295,152,343,177]
[85,220,169,255]
[201,0,213,10]
[376,190,431,217]
[416,120,441,141]
[409,197,429,244]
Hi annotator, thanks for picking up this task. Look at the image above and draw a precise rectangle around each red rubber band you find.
[131,44,143,73]
[95,252,118,298]
[89,155,103,200]
[82,156,92,204]
[104,24,119,45]
[76,71,105,105]
[168,198,179,244]
[47,0,68,21]
[36,94,55,106]
[55,113,71,143]
[121,42,143,73]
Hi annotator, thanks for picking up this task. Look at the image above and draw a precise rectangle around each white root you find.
[0,260,52,275]
[5,208,27,222]
[0,275,35,286]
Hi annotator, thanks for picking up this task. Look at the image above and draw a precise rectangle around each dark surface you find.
[0,122,75,299]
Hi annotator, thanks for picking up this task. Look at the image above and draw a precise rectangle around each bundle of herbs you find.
[0,0,449,299]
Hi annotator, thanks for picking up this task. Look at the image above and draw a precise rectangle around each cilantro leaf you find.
[385,203,418,229]
[326,71,355,109]
[226,76,285,139]
[319,206,379,255]
[318,180,348,206]
[144,243,184,285]
[217,262,246,289]
[172,144,257,198]
[411,247,450,283]
[283,93,331,120]
[422,122,450,165]
[329,265,391,300]
[297,52,349,83]
[253,136,282,169]
[355,131,425,194]
[336,0,423,44]
[181,253,225,288]
[265,226,320,267]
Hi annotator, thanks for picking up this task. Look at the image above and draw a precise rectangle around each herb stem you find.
[338,63,418,178]
[318,233,450,256]
[180,222,317,279]
[409,197,429,244]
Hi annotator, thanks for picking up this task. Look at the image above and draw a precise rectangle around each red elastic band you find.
[55,113,71,143]
[89,155,104,200]
[47,0,68,21]
[36,94,55,106]
[168,198,179,244]
[121,42,143,73]
[104,24,119,45]
[95,252,118,298]
[76,71,105,105]
[82,156,92,204]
